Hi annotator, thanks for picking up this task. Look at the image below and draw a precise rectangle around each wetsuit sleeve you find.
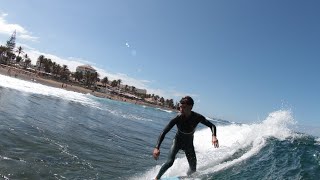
[155,117,178,149]
[200,116,217,136]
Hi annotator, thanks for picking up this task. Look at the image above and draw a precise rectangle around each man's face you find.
[179,102,192,114]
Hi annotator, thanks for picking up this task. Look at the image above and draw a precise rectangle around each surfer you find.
[153,96,219,179]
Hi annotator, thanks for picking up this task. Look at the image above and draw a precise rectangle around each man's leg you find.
[185,146,197,176]
[156,139,180,179]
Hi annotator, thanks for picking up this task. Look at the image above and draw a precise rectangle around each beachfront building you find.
[35,60,44,72]
[119,84,147,96]
[76,65,96,74]
[135,88,147,96]
[75,64,98,87]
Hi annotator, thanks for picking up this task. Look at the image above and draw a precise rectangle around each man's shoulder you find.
[172,113,182,120]
[191,111,205,120]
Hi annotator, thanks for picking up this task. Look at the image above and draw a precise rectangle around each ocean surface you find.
[0,74,319,180]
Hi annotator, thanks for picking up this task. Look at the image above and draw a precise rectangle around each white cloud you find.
[0,13,38,41]
[19,34,38,42]
[22,45,151,89]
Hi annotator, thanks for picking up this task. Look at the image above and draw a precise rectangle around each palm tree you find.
[160,97,165,105]
[84,71,98,88]
[91,72,99,87]
[52,64,62,77]
[168,99,174,108]
[101,77,109,86]
[24,58,31,69]
[74,71,83,82]
[24,54,29,61]
[84,71,91,86]
[111,80,118,87]
[44,58,53,73]
[131,86,136,94]
[62,65,68,72]
[0,45,9,63]
[117,79,122,87]
[16,46,23,59]
[37,55,45,71]
[51,62,56,75]
[60,64,69,80]
[15,56,22,63]
[6,51,15,64]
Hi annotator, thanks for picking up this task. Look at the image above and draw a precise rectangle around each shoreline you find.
[0,64,178,112]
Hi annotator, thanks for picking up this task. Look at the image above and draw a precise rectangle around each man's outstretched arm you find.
[153,118,177,160]
[201,116,219,148]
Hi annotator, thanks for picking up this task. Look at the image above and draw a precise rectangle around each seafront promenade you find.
[0,64,176,111]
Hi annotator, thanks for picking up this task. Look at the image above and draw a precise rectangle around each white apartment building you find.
[76,65,96,74]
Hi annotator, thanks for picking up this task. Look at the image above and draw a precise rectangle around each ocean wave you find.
[133,110,296,179]
[0,74,99,108]
[103,107,154,122]
[120,113,154,122]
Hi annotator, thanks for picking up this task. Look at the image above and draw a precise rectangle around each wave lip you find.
[196,110,295,175]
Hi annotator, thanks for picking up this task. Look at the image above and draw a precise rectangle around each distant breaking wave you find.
[156,108,173,113]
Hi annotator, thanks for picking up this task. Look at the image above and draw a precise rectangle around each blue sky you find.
[0,0,319,127]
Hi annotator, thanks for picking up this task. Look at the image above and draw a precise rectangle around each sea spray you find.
[196,110,296,175]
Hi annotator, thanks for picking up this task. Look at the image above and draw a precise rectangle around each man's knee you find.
[187,167,196,176]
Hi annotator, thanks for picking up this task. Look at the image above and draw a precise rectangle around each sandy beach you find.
[0,64,175,111]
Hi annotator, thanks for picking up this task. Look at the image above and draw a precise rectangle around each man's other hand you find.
[212,136,219,148]
[153,148,160,160]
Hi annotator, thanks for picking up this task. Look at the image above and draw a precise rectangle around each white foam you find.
[0,74,99,107]
[156,108,173,113]
[133,110,295,179]
[119,113,153,122]
[0,173,9,180]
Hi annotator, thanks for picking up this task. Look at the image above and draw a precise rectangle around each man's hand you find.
[212,136,219,148]
[153,148,160,160]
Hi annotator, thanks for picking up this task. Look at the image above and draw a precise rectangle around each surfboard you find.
[160,175,189,180]
[160,177,180,180]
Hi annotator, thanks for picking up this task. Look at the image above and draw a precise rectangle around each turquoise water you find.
[0,74,319,179]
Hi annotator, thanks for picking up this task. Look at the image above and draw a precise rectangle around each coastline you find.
[0,64,177,112]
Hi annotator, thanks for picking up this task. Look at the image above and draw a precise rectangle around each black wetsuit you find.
[155,111,216,179]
